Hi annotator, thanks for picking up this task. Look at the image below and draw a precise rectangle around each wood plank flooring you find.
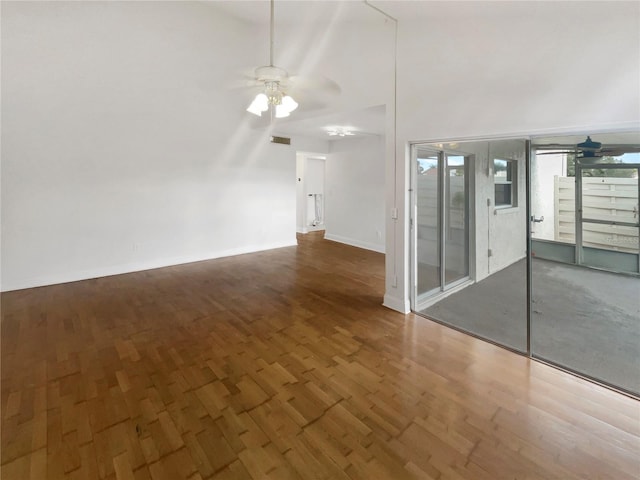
[2,232,639,479]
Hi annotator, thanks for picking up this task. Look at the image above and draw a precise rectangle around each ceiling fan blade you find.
[228,80,263,90]
[288,75,341,97]
[534,151,574,155]
[600,147,640,155]
[226,68,267,90]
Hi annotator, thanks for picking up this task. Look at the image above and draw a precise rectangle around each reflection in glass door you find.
[531,135,640,396]
[414,152,441,295]
[409,133,639,396]
[444,155,469,285]
[412,147,469,308]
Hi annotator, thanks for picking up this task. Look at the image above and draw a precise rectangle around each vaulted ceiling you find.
[206,0,394,141]
[201,1,640,144]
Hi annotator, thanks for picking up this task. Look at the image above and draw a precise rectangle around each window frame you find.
[494,158,517,209]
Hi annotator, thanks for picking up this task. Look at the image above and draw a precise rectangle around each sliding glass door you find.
[411,134,639,395]
[411,139,529,354]
[530,134,639,396]
[412,146,470,307]
[414,151,441,295]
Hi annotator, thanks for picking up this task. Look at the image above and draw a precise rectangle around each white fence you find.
[555,176,638,253]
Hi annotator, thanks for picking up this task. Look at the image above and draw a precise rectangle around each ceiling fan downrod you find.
[270,0,275,67]
[246,0,298,118]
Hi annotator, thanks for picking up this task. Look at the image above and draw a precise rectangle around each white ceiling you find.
[208,1,640,145]
[209,1,539,25]
[272,104,386,140]
[209,0,386,26]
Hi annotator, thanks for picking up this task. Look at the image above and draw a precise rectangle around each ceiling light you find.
[327,127,355,137]
[247,84,297,118]
[246,93,269,116]
[275,95,298,118]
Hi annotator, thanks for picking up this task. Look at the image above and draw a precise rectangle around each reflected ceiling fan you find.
[239,0,340,119]
[536,136,640,159]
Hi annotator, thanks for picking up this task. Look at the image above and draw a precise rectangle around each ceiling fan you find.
[241,0,340,119]
[535,136,640,158]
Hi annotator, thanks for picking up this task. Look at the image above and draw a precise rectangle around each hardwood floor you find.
[2,232,639,479]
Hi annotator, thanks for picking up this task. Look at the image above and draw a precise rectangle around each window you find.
[494,158,517,208]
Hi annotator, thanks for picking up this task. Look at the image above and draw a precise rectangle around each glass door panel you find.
[444,155,469,285]
[415,151,441,296]
[411,133,640,396]
[531,134,640,396]
[413,148,471,302]
[413,139,527,353]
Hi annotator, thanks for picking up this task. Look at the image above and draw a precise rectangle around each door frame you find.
[296,152,327,234]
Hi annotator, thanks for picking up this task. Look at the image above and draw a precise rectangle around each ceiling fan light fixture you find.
[281,95,298,111]
[265,81,282,105]
[247,93,269,116]
[249,89,296,118]
[275,104,290,118]
[274,95,297,118]
[577,135,602,158]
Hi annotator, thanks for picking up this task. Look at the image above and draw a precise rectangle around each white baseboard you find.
[324,233,385,254]
[1,240,297,292]
[297,225,325,234]
[383,293,410,314]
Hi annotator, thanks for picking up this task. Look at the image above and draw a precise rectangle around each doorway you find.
[411,145,471,311]
[296,153,326,234]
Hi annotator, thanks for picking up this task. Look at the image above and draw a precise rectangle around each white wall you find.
[384,1,640,312]
[325,136,385,253]
[485,140,528,277]
[0,1,322,290]
[296,154,305,232]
